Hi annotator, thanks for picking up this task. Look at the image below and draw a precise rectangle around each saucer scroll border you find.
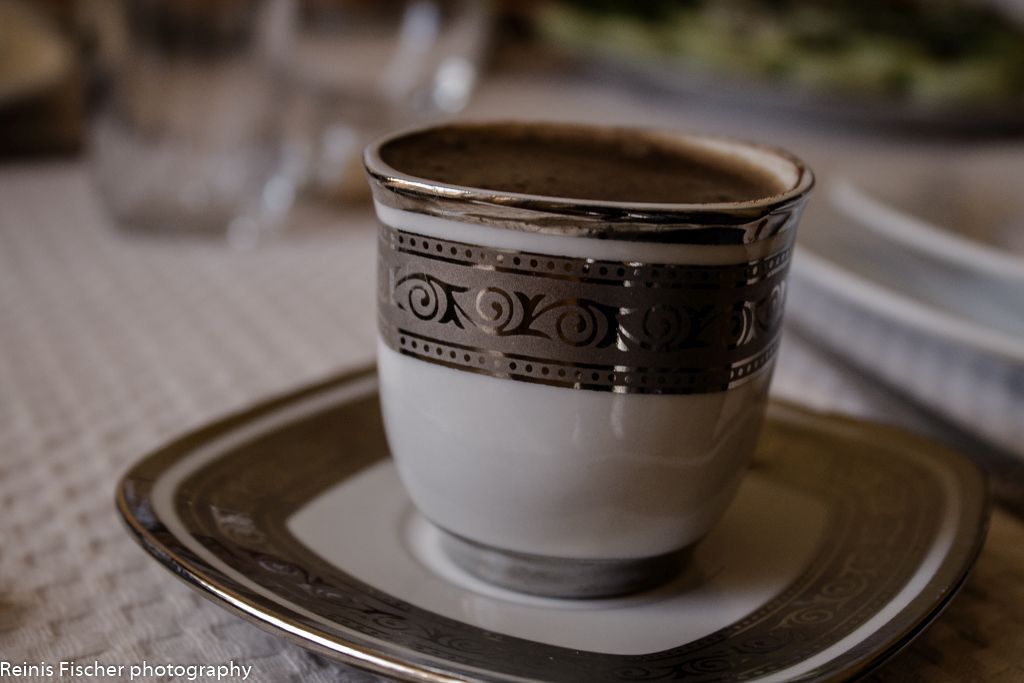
[116,367,989,683]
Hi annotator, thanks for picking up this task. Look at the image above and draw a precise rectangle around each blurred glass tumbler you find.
[90,0,294,237]
[365,123,814,598]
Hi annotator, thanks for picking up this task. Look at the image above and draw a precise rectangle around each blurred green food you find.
[539,0,1024,106]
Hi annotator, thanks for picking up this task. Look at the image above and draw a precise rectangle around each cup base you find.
[438,527,688,599]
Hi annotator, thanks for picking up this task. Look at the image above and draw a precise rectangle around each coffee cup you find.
[364,122,813,598]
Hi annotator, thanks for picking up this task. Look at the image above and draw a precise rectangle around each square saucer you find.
[117,367,988,682]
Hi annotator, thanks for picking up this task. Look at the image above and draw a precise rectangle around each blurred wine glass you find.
[285,0,492,201]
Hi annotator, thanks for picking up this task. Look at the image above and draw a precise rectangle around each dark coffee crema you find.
[378,124,787,205]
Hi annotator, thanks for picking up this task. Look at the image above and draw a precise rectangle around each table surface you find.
[1,68,1022,682]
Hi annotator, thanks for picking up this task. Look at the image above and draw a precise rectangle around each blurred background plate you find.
[533,0,1024,134]
[830,158,1024,282]
[789,196,1024,463]
[793,193,1024,364]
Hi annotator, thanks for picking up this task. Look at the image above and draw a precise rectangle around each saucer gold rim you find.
[116,367,988,683]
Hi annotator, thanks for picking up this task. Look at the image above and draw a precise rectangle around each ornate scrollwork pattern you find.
[378,226,794,394]
[127,378,958,683]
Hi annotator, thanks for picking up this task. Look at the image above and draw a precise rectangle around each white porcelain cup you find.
[365,122,814,598]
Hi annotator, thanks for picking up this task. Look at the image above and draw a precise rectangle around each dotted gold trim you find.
[378,226,792,394]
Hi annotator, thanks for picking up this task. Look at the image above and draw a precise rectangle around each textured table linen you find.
[2,71,1022,682]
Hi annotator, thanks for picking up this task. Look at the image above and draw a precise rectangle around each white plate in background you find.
[793,193,1024,366]
[829,154,1024,282]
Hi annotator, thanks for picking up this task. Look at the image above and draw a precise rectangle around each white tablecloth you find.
[2,72,1021,682]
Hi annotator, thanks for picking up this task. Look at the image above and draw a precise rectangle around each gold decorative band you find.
[377,226,792,394]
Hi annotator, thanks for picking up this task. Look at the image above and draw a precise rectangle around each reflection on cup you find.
[365,122,814,598]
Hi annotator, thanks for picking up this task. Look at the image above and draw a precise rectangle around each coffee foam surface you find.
[379,125,789,205]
